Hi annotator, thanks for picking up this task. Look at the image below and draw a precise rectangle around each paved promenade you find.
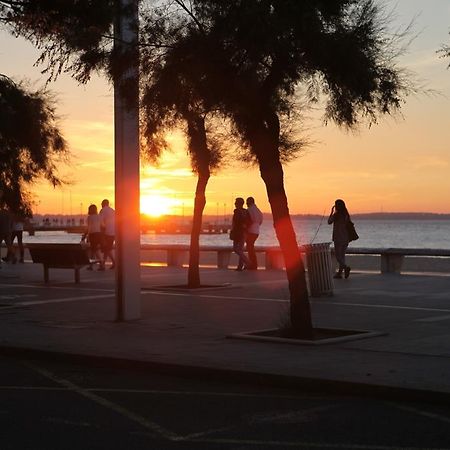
[1,261,450,401]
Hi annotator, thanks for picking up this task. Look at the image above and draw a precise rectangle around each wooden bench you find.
[27,243,91,283]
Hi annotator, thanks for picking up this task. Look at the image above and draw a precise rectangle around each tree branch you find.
[173,0,205,34]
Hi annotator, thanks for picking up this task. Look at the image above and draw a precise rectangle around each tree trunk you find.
[187,115,211,288]
[253,112,313,337]
[259,156,313,337]
[188,170,210,288]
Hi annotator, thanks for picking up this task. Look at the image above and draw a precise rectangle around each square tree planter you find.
[229,327,386,346]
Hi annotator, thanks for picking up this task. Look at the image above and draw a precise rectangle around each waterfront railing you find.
[2,243,450,274]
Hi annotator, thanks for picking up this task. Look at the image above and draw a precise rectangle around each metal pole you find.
[113,0,141,320]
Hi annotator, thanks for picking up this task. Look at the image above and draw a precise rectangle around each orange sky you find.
[1,0,450,216]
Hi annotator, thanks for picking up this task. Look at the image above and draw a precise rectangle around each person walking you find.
[328,199,351,279]
[83,204,103,271]
[231,197,250,271]
[0,205,15,266]
[11,214,25,263]
[99,199,115,270]
[245,197,263,270]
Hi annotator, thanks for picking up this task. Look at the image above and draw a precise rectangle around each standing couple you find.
[84,199,115,271]
[231,197,263,271]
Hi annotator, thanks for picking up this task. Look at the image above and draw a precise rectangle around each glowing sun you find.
[140,194,174,217]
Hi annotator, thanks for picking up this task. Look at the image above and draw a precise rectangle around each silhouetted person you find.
[83,204,103,271]
[99,199,115,270]
[11,214,25,263]
[0,204,14,266]
[328,199,351,279]
[245,197,263,270]
[231,197,250,271]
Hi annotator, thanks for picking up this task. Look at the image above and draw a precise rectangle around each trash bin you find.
[304,242,333,297]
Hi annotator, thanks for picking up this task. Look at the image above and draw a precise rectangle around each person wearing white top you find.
[11,216,25,263]
[0,205,14,265]
[99,199,116,270]
[245,197,263,270]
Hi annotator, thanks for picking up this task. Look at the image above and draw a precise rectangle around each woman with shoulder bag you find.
[328,199,353,279]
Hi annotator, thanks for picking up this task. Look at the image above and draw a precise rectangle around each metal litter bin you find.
[304,242,333,297]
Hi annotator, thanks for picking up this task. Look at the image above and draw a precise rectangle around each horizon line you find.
[33,211,450,217]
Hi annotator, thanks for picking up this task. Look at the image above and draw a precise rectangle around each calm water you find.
[22,219,450,250]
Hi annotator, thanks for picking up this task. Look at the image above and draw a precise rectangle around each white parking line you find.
[0,294,37,300]
[388,402,450,425]
[0,386,67,391]
[25,362,180,441]
[416,314,450,322]
[89,388,328,401]
[15,294,114,307]
[321,301,450,314]
[3,282,450,316]
[188,437,447,449]
[0,283,114,293]
[142,290,450,314]
[142,289,287,303]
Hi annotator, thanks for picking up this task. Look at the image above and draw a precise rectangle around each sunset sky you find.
[1,0,449,216]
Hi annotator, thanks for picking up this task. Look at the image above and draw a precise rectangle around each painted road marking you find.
[0,294,37,300]
[0,386,67,391]
[44,417,93,427]
[15,294,114,306]
[389,402,450,425]
[142,290,450,314]
[25,362,180,441]
[89,388,329,401]
[142,290,287,303]
[0,283,114,293]
[415,314,450,322]
[2,281,450,316]
[188,437,450,449]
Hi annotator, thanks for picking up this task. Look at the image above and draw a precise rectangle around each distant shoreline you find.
[33,212,450,221]
[289,213,450,221]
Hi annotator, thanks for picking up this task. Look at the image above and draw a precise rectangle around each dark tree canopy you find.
[140,16,231,287]
[141,30,225,173]
[178,1,409,129]
[440,39,450,67]
[0,75,68,215]
[143,0,412,333]
[0,0,114,83]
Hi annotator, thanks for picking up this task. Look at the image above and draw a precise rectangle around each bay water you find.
[22,219,450,250]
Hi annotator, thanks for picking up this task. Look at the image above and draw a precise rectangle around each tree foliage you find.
[0,0,114,83]
[140,10,229,287]
[439,38,450,67]
[0,75,68,215]
[141,0,412,334]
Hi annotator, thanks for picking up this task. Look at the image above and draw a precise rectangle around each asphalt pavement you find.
[2,355,450,449]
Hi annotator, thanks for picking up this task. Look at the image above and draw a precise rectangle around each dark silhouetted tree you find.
[148,0,412,336]
[440,36,450,66]
[141,35,225,287]
[0,75,68,215]
[0,0,114,83]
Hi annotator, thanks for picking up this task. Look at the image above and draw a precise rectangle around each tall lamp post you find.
[113,0,141,320]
